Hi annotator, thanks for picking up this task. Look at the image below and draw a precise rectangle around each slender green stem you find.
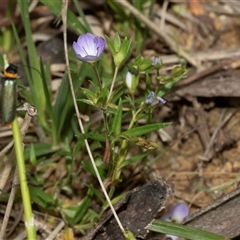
[155,70,160,94]
[103,111,110,161]
[110,108,142,197]
[107,66,119,104]
[92,64,102,89]
[92,65,111,163]
[3,0,14,52]
[12,118,36,240]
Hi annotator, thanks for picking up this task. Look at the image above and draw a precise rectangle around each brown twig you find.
[0,166,20,239]
[192,98,214,161]
[46,221,65,240]
[160,49,240,65]
[203,111,234,160]
[177,56,240,87]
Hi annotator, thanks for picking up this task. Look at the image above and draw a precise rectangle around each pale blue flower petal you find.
[157,96,166,104]
[97,37,106,57]
[145,91,166,105]
[72,33,105,62]
[145,91,154,104]
[161,203,189,240]
[166,234,179,240]
[161,203,189,223]
[152,57,161,66]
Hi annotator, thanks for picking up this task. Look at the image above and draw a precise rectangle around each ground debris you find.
[82,177,173,240]
[183,187,240,239]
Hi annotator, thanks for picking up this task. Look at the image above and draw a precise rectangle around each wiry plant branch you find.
[61,0,125,236]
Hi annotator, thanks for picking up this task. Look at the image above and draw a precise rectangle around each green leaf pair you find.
[105,33,132,67]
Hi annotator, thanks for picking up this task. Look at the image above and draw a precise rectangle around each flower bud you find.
[152,57,162,70]
[125,71,139,94]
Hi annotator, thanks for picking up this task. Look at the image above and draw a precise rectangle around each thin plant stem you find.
[92,64,102,89]
[0,110,33,238]
[92,65,111,162]
[107,66,119,104]
[12,117,36,240]
[102,110,111,163]
[110,108,142,196]
[0,112,32,195]
[61,0,126,237]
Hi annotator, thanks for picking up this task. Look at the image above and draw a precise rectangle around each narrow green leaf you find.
[78,99,94,106]
[73,188,93,224]
[81,87,97,103]
[24,143,58,160]
[61,205,80,226]
[12,23,33,102]
[29,143,37,165]
[40,0,86,34]
[147,220,229,240]
[53,72,71,138]
[121,122,171,137]
[39,60,52,119]
[113,33,121,52]
[119,151,150,168]
[111,85,126,104]
[112,98,122,136]
[39,60,57,142]
[53,67,85,140]
[85,184,105,204]
[124,230,136,240]
[96,86,109,107]
[77,133,106,142]
[158,68,189,97]
[18,0,47,130]
[29,186,56,209]
[105,35,115,56]
[82,160,106,179]
[106,0,127,18]
[72,0,92,33]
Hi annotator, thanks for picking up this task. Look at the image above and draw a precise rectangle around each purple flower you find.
[161,203,189,223]
[165,235,179,240]
[145,91,154,104]
[157,96,166,104]
[145,91,166,105]
[72,33,105,62]
[161,203,189,240]
[152,57,162,69]
[152,57,161,65]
